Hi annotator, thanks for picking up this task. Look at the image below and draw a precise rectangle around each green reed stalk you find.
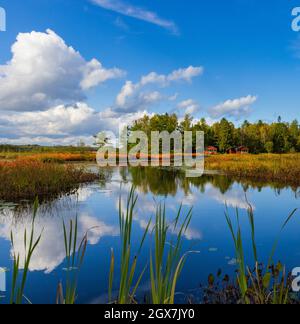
[108,186,151,304]
[150,204,193,304]
[225,208,249,303]
[225,205,298,304]
[10,198,42,304]
[57,215,87,304]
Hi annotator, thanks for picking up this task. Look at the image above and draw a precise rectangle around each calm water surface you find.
[0,167,300,304]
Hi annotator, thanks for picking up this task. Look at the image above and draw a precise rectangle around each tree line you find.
[0,144,94,153]
[130,114,300,154]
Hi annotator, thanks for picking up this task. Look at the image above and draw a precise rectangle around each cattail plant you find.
[10,198,43,304]
[108,186,151,304]
[56,216,87,304]
[149,204,194,304]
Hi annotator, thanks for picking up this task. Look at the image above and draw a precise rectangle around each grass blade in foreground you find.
[225,205,298,304]
[58,215,87,304]
[10,198,43,304]
[150,204,194,304]
[108,186,151,304]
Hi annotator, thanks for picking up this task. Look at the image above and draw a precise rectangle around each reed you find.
[108,187,151,304]
[0,151,96,163]
[0,159,98,201]
[10,198,43,304]
[27,152,96,163]
[150,204,193,304]
[206,154,300,187]
[225,204,298,304]
[57,216,88,304]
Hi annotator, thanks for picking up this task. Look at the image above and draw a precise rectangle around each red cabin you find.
[205,146,218,155]
[236,146,249,154]
[226,146,249,154]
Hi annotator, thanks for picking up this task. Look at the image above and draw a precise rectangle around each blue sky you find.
[0,0,300,145]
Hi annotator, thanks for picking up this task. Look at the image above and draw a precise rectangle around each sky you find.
[0,0,300,145]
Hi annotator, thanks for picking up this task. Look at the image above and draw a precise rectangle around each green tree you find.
[214,118,235,152]
[179,114,193,132]
[265,141,274,153]
[128,113,300,155]
[193,118,215,147]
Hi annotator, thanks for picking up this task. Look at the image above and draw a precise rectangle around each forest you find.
[130,114,300,154]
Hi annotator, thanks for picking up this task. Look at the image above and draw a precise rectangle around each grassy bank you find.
[205,154,300,187]
[0,151,96,162]
[2,151,300,187]
[0,159,98,201]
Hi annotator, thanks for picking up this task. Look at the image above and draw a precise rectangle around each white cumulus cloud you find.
[0,29,124,112]
[0,29,204,145]
[0,103,151,145]
[209,95,257,119]
[177,99,200,115]
[115,66,203,113]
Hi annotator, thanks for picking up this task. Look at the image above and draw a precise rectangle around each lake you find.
[0,166,300,304]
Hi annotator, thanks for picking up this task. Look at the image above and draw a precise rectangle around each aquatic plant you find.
[206,154,300,187]
[0,159,98,201]
[56,216,88,305]
[203,266,299,305]
[108,187,151,304]
[224,204,298,304]
[28,152,96,163]
[10,198,43,304]
[150,204,194,304]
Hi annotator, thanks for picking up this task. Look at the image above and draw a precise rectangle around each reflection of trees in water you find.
[98,167,114,186]
[126,167,234,196]
[125,167,300,198]
[236,178,300,197]
[188,175,234,195]
[127,167,180,196]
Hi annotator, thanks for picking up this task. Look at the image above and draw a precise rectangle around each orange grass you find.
[0,159,98,201]
[2,151,300,187]
[23,152,96,163]
[205,153,300,186]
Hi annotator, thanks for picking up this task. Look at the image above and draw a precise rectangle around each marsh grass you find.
[108,188,195,305]
[224,204,298,304]
[150,204,194,304]
[206,154,300,187]
[57,216,88,304]
[0,151,96,162]
[0,159,98,201]
[29,153,96,163]
[108,187,151,304]
[10,198,43,304]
